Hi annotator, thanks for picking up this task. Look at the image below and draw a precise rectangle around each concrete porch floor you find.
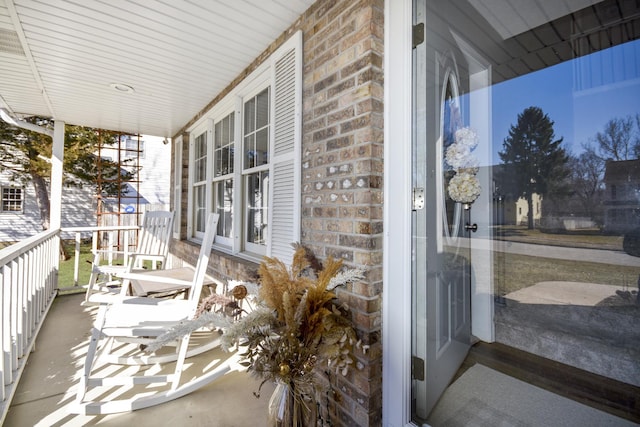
[4,292,275,427]
[6,283,638,426]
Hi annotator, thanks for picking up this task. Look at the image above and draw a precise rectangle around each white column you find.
[50,120,65,230]
[383,0,413,425]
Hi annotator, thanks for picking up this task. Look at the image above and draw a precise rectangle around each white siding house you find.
[0,135,170,242]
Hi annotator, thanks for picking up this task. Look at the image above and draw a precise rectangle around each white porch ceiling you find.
[0,0,314,137]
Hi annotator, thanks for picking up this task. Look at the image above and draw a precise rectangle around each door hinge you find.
[413,23,425,49]
[412,187,425,210]
[412,356,425,381]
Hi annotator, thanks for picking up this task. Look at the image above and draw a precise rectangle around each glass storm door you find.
[411,0,473,421]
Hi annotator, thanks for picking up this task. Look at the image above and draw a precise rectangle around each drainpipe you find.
[0,108,65,229]
[0,108,54,138]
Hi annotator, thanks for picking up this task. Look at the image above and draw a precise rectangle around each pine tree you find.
[499,106,569,229]
[0,116,132,231]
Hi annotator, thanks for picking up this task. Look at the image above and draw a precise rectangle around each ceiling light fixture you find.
[109,83,135,93]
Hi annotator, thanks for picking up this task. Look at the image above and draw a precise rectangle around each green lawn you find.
[491,226,638,295]
[5,227,638,297]
[494,251,639,295]
[58,241,95,290]
[495,225,623,251]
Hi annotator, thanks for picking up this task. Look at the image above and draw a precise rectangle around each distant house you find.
[492,193,542,226]
[0,135,170,242]
[98,135,172,219]
[603,159,640,233]
[491,163,542,226]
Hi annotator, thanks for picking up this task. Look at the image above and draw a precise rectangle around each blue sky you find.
[489,39,640,164]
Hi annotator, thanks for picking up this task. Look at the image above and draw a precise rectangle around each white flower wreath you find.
[448,171,481,204]
[445,127,481,204]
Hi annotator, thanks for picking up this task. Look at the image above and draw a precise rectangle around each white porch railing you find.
[0,224,143,422]
[61,225,140,291]
[0,229,59,424]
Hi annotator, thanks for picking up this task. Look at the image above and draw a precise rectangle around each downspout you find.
[0,108,54,138]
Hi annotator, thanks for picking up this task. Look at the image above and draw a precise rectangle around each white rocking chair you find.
[73,213,229,415]
[84,210,175,305]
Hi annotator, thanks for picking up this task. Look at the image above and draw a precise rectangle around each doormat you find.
[425,364,635,427]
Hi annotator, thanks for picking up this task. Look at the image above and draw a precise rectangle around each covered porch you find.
[0,226,637,424]
[2,0,640,425]
[4,288,639,426]
[3,291,273,427]
[0,0,317,423]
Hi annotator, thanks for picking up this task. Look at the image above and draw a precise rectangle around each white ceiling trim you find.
[0,0,315,137]
[3,0,53,117]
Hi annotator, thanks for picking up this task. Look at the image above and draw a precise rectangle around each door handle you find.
[465,223,478,232]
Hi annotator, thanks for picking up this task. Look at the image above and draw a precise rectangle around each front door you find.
[411,0,473,421]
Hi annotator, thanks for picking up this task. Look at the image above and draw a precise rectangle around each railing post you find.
[1,266,11,393]
[50,120,65,231]
[74,232,81,287]
[10,260,19,366]
[0,229,59,424]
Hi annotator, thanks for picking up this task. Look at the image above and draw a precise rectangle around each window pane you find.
[244,98,255,133]
[246,171,269,245]
[214,179,234,238]
[244,134,255,169]
[214,113,235,177]
[193,184,206,233]
[2,188,22,212]
[214,121,222,149]
[256,88,269,128]
[255,128,269,166]
[243,88,270,171]
[194,132,207,182]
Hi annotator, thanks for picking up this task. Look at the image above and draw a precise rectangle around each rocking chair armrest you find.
[117,271,191,288]
[129,253,166,261]
[128,253,167,268]
[91,248,127,257]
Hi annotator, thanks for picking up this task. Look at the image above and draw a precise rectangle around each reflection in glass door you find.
[412,0,474,421]
[412,2,640,422]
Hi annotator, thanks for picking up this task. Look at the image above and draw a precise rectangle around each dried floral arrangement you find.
[220,244,366,399]
[146,244,366,406]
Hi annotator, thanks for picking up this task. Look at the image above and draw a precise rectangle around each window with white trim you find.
[1,187,23,212]
[212,112,235,246]
[124,136,145,159]
[243,87,270,254]
[172,136,182,238]
[192,130,208,236]
[187,31,301,264]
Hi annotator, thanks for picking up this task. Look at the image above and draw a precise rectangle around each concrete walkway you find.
[4,293,274,427]
[497,280,640,387]
[505,281,633,306]
[476,238,640,267]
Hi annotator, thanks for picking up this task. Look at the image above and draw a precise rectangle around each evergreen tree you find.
[0,116,132,230]
[499,106,569,229]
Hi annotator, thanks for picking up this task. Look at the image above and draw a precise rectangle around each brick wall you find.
[170,0,384,425]
[298,1,384,425]
[167,240,258,284]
